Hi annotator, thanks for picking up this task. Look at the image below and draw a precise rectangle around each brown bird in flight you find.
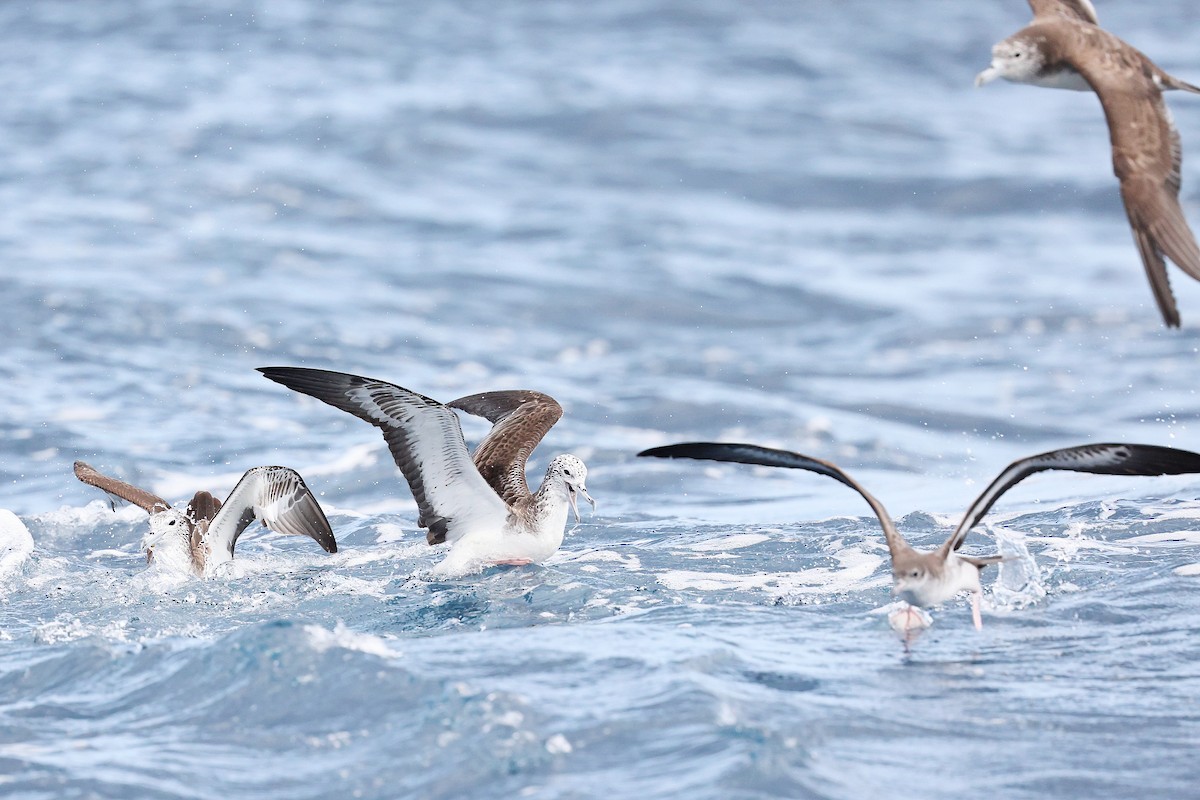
[977,0,1200,327]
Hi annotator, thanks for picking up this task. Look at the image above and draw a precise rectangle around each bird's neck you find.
[529,481,570,535]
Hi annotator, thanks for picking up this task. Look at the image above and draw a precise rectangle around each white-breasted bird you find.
[74,461,337,577]
[977,0,1200,327]
[639,442,1200,629]
[258,367,594,575]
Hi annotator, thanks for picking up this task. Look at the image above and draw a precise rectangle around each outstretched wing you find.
[637,442,913,562]
[1027,0,1098,25]
[259,367,508,545]
[73,461,169,514]
[205,466,337,557]
[1059,25,1200,327]
[947,443,1200,551]
[447,390,563,505]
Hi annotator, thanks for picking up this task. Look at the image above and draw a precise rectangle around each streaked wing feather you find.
[73,460,169,514]
[259,367,508,545]
[1128,218,1180,327]
[205,467,337,557]
[948,443,1200,551]
[448,391,563,504]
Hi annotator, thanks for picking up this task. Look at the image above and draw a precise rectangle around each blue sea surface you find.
[3,1,1200,797]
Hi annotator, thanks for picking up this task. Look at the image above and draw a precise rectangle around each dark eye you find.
[563,470,573,477]
[1014,52,1022,58]
[168,520,177,526]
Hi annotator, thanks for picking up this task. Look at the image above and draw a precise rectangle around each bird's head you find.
[976,35,1046,87]
[546,455,595,523]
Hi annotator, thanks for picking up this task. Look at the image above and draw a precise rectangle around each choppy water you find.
[3,1,1200,797]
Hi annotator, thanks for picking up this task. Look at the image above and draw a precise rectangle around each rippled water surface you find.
[4,1,1200,798]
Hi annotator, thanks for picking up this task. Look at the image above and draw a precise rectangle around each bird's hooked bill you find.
[975,65,1000,87]
[567,485,596,523]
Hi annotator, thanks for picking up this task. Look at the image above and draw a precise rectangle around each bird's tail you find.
[1162,72,1200,94]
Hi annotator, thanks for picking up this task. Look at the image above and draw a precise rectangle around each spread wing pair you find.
[257,368,565,545]
[73,461,337,558]
[638,442,1200,559]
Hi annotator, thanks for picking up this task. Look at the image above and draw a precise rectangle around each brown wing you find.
[1027,0,1097,25]
[447,391,563,505]
[1064,28,1200,327]
[73,461,169,514]
[185,491,222,569]
[185,490,223,524]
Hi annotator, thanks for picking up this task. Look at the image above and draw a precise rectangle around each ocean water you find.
[3,1,1200,797]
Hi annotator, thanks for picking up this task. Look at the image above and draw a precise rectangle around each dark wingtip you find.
[1130,443,1200,474]
[258,366,305,384]
[638,443,720,459]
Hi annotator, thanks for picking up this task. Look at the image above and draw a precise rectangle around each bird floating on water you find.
[259,367,594,575]
[976,0,1200,327]
[74,461,337,577]
[639,441,1200,630]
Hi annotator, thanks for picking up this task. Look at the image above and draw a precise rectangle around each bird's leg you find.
[971,591,983,631]
[493,558,533,566]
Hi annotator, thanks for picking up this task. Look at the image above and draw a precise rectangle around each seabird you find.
[639,441,1200,629]
[258,367,595,574]
[976,0,1200,327]
[74,461,337,577]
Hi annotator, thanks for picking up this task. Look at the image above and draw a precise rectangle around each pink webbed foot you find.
[493,558,533,566]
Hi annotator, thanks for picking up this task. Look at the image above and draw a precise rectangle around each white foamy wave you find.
[304,622,402,660]
[1026,522,1139,562]
[676,532,772,552]
[0,509,34,579]
[552,549,642,571]
[296,442,381,477]
[990,530,1047,611]
[657,547,886,596]
[1125,530,1200,546]
[34,501,145,528]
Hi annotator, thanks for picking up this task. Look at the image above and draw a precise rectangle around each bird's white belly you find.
[1027,68,1091,92]
[434,523,565,576]
[900,558,981,607]
[145,535,195,575]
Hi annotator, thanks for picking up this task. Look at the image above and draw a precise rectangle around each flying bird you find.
[977,0,1200,327]
[639,441,1200,629]
[258,367,594,575]
[74,461,337,577]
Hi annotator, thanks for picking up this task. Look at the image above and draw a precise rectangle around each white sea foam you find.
[1125,530,1200,546]
[553,549,642,570]
[990,531,1046,611]
[304,622,402,660]
[656,547,886,596]
[675,532,771,552]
